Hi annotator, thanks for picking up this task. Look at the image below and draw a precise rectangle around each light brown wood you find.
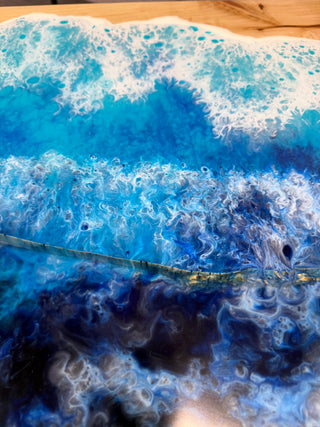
[0,1,319,40]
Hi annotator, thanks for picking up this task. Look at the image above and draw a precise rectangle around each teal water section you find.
[0,81,319,173]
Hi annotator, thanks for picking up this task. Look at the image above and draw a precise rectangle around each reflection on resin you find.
[0,13,319,427]
[0,245,320,426]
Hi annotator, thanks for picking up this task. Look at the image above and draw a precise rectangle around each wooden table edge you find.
[0,1,319,40]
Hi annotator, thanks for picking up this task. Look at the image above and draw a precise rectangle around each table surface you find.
[0,1,319,40]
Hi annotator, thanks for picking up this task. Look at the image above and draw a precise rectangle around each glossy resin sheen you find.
[0,14,319,427]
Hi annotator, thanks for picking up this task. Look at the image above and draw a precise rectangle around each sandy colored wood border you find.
[0,1,319,39]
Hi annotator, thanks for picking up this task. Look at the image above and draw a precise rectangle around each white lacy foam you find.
[0,14,319,134]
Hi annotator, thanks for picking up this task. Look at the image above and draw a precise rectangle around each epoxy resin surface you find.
[0,14,320,426]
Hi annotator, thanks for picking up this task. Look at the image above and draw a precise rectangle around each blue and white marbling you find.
[0,14,319,427]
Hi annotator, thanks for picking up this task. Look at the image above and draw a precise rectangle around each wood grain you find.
[0,1,319,39]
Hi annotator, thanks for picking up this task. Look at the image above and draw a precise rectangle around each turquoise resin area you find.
[0,14,319,427]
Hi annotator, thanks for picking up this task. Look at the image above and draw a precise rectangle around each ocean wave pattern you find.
[0,13,320,427]
[0,14,319,172]
[0,14,319,134]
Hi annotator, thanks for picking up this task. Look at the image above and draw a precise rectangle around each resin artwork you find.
[0,13,320,426]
